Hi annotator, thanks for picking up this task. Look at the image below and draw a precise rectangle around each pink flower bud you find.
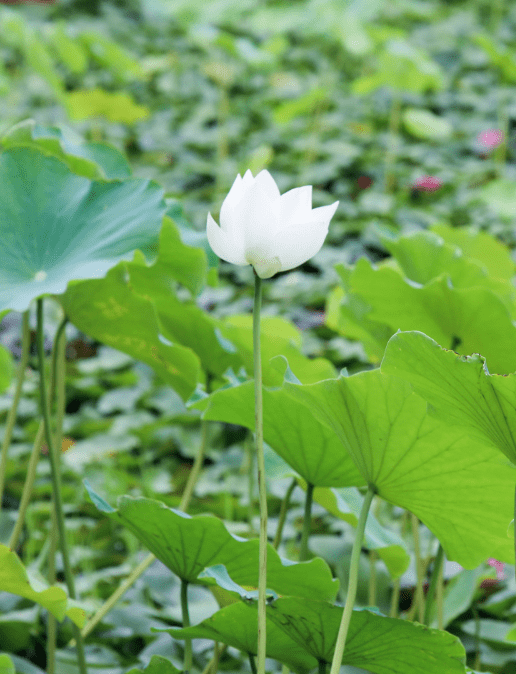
[487,558,505,580]
[477,129,504,150]
[412,176,443,192]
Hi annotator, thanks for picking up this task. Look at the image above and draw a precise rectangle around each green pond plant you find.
[0,120,514,674]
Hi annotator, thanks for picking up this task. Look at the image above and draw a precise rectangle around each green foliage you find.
[0,0,515,672]
[1,120,131,179]
[284,369,514,568]
[382,331,516,467]
[0,545,85,627]
[0,146,165,315]
[85,483,339,601]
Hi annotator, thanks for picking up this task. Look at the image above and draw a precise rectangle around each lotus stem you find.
[0,311,30,509]
[273,478,297,550]
[47,319,67,674]
[329,485,375,674]
[368,549,377,607]
[299,482,314,561]
[410,513,425,623]
[36,299,87,674]
[423,543,445,627]
[253,271,268,674]
[181,579,192,673]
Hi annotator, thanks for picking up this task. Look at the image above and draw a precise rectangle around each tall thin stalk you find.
[423,544,445,627]
[181,579,192,673]
[47,318,67,674]
[273,478,297,550]
[299,482,314,561]
[36,299,88,674]
[9,316,67,551]
[368,549,377,607]
[329,485,375,674]
[410,513,425,623]
[0,311,30,508]
[253,272,268,674]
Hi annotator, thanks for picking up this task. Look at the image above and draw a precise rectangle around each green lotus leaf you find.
[60,260,200,401]
[168,602,318,674]
[402,108,452,140]
[0,147,166,315]
[283,369,514,568]
[1,119,131,179]
[266,597,466,673]
[85,482,339,602]
[381,330,516,467]
[335,256,516,374]
[429,224,515,282]
[0,544,86,627]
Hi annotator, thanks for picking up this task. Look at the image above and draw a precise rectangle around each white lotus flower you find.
[207,170,339,279]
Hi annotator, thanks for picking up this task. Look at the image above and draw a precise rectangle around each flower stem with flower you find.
[207,169,338,673]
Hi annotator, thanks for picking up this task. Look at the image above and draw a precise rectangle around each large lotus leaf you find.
[384,230,516,318]
[382,231,495,288]
[429,224,515,282]
[336,257,516,374]
[60,261,200,401]
[168,602,318,674]
[192,377,364,488]
[218,315,336,386]
[0,544,86,627]
[283,369,514,568]
[85,483,339,601]
[0,147,166,315]
[266,598,466,673]
[381,330,516,467]
[1,120,131,179]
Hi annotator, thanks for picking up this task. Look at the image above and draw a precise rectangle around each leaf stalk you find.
[328,484,375,674]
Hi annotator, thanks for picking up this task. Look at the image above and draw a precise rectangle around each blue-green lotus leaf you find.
[0,147,166,314]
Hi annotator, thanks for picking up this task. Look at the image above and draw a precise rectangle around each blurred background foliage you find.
[2,0,516,672]
[2,0,515,346]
